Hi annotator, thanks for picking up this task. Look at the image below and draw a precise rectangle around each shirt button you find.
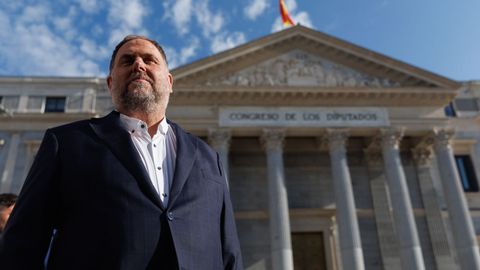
[157,166,162,170]
[167,212,174,221]
[153,144,157,147]
[140,124,145,129]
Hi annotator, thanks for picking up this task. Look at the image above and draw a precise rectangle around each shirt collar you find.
[119,113,169,135]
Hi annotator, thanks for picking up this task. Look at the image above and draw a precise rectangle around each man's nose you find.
[133,57,147,72]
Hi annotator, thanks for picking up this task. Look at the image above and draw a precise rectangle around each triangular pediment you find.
[172,25,459,89]
[205,49,400,88]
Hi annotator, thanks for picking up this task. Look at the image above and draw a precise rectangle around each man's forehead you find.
[117,39,160,55]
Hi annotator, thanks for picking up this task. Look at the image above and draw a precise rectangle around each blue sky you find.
[0,0,479,81]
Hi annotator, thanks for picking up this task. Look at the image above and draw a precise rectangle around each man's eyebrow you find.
[118,53,159,61]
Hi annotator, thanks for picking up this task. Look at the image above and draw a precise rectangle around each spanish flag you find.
[279,0,295,27]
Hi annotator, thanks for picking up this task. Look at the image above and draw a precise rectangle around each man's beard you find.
[113,74,169,114]
[119,84,163,113]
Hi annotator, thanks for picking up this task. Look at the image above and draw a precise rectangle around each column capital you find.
[411,135,435,166]
[208,128,231,149]
[364,136,383,166]
[380,128,404,150]
[325,128,349,150]
[261,128,285,151]
[364,148,383,167]
[432,128,455,151]
[411,146,433,166]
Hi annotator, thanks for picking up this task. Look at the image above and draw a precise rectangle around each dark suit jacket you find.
[0,111,243,270]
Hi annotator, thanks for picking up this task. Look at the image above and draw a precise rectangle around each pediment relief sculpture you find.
[206,49,400,88]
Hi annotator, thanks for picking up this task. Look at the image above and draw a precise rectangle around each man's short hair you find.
[0,193,17,208]
[109,35,168,74]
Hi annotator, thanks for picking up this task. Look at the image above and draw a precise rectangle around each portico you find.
[1,25,480,270]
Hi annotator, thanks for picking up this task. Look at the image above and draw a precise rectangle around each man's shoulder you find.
[48,112,115,135]
[167,120,214,153]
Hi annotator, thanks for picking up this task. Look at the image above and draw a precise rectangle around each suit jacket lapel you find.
[89,111,164,210]
[168,121,197,207]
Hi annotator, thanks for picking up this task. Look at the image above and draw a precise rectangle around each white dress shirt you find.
[119,114,177,206]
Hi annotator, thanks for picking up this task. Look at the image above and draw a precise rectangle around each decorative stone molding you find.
[364,149,383,167]
[261,128,285,151]
[170,86,457,107]
[325,128,349,152]
[432,128,455,151]
[411,146,433,166]
[411,136,435,166]
[207,128,231,150]
[380,128,404,150]
[206,50,400,88]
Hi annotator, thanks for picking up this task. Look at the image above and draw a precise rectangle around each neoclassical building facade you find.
[1,26,480,270]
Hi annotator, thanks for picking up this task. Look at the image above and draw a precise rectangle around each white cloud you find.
[106,0,149,46]
[79,37,109,60]
[293,12,313,27]
[179,38,200,63]
[244,0,268,20]
[195,0,224,38]
[163,0,223,38]
[164,37,200,68]
[211,32,246,53]
[3,23,102,76]
[284,0,298,12]
[52,7,78,41]
[107,0,145,29]
[0,3,105,76]
[18,4,49,24]
[163,0,193,35]
[76,0,99,13]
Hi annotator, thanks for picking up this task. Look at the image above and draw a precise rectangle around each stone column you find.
[380,129,425,270]
[411,142,457,270]
[208,128,231,184]
[261,129,293,270]
[0,133,20,193]
[433,129,480,270]
[326,129,365,270]
[364,145,401,270]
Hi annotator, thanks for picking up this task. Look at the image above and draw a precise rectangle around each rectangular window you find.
[444,102,456,117]
[455,155,479,192]
[455,98,479,112]
[45,97,66,113]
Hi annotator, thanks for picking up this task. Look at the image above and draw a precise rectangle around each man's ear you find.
[106,76,113,94]
[168,73,173,93]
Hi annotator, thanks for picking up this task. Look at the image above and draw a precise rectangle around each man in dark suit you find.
[0,35,243,270]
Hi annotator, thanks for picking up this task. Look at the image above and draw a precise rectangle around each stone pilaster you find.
[364,141,401,270]
[380,128,425,270]
[261,129,293,270]
[411,140,457,270]
[208,128,231,184]
[0,133,20,193]
[325,129,365,270]
[432,129,480,270]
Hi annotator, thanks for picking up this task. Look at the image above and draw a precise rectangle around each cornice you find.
[170,86,457,106]
[0,76,105,85]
